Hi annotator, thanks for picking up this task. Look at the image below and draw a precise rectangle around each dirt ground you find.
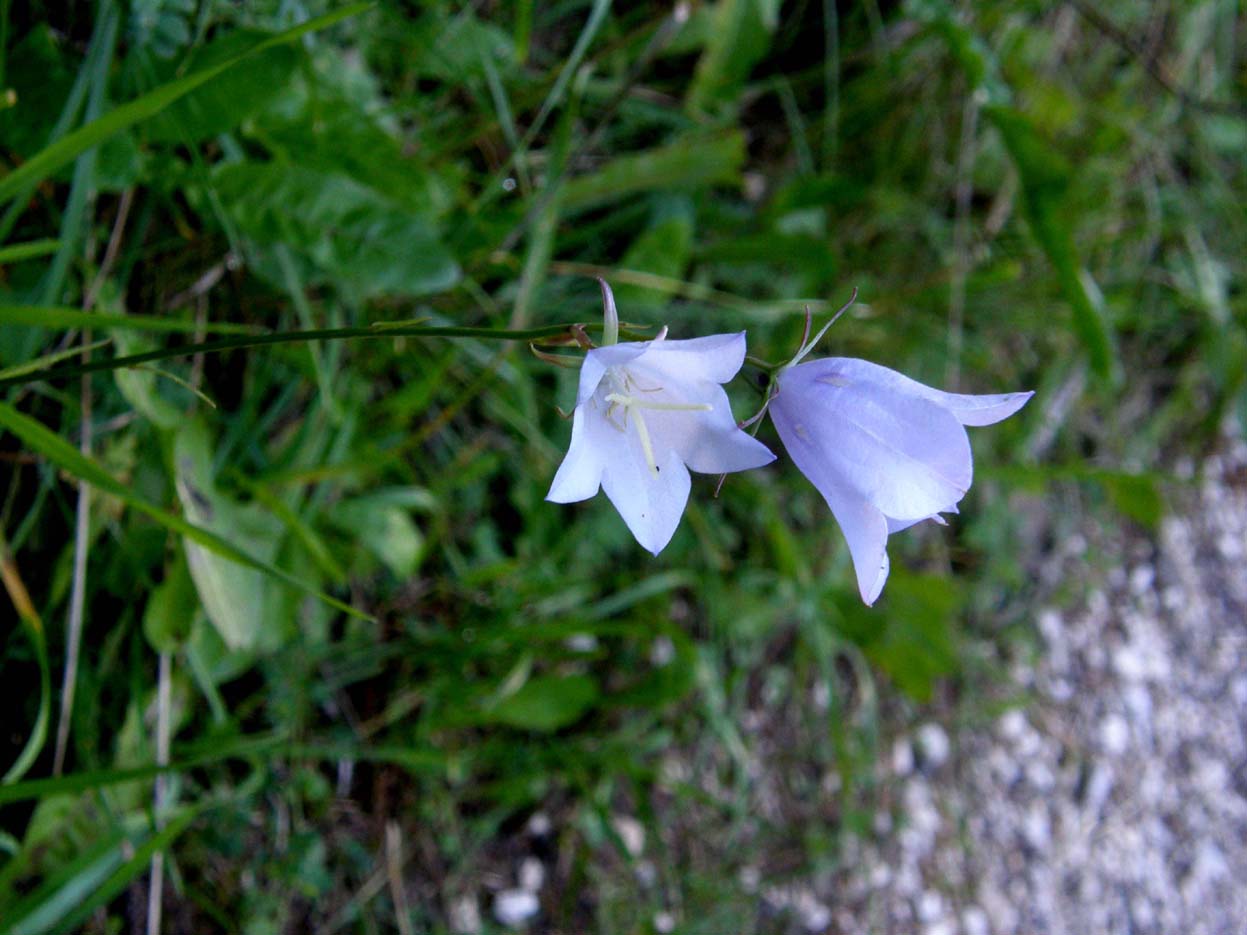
[825,437,1247,935]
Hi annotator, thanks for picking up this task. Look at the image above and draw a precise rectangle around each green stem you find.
[0,321,605,390]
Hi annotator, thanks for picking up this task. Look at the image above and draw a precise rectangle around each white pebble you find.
[493,889,539,928]
[1100,713,1130,755]
[518,857,544,892]
[998,709,1028,741]
[918,889,944,922]
[892,738,915,776]
[650,636,675,666]
[917,723,950,768]
[449,896,481,934]
[962,905,990,935]
[739,865,761,892]
[612,815,645,857]
[795,891,831,931]
[566,633,598,652]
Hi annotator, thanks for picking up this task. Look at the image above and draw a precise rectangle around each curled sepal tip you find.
[597,277,619,347]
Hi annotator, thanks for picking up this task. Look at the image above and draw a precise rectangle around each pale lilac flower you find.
[769,357,1032,605]
[547,283,774,555]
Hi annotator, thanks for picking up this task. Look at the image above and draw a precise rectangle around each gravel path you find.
[839,439,1247,934]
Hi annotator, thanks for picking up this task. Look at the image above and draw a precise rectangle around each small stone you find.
[917,889,944,922]
[1129,565,1155,594]
[1113,645,1147,681]
[1100,713,1130,755]
[518,857,544,892]
[738,865,761,892]
[1023,804,1051,849]
[526,812,551,837]
[892,738,915,776]
[612,815,645,858]
[649,636,675,666]
[917,723,951,769]
[962,905,990,935]
[794,890,831,932]
[493,889,539,928]
[998,709,1028,741]
[449,896,481,934]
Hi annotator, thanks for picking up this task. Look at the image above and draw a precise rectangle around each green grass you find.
[0,0,1243,931]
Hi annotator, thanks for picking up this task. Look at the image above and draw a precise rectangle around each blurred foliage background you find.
[0,0,1243,931]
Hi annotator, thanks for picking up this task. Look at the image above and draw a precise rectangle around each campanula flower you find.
[769,357,1032,605]
[547,283,774,554]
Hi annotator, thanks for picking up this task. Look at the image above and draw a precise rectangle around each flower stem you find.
[0,321,610,390]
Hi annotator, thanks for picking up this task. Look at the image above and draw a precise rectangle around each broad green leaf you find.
[486,674,600,732]
[561,131,746,211]
[686,0,777,114]
[213,163,460,298]
[0,3,372,206]
[836,574,962,702]
[0,401,367,621]
[260,97,455,217]
[1100,474,1163,531]
[327,493,425,579]
[142,556,197,653]
[0,24,77,161]
[405,8,515,82]
[174,420,292,651]
[144,30,301,143]
[613,198,695,309]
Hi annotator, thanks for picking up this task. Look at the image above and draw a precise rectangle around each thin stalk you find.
[385,821,415,935]
[146,651,172,935]
[0,322,606,391]
[51,5,120,774]
[52,364,90,776]
[786,288,858,370]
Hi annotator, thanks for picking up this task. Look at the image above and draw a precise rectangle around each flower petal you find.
[629,365,774,474]
[771,396,891,603]
[817,357,1033,426]
[577,342,650,406]
[777,360,973,520]
[886,512,949,534]
[545,406,604,503]
[831,493,891,605]
[600,442,691,556]
[643,331,748,385]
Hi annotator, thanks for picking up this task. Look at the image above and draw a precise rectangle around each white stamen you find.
[601,375,712,478]
[629,406,659,476]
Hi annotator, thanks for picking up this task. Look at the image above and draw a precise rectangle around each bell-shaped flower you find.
[768,357,1032,605]
[547,330,775,555]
